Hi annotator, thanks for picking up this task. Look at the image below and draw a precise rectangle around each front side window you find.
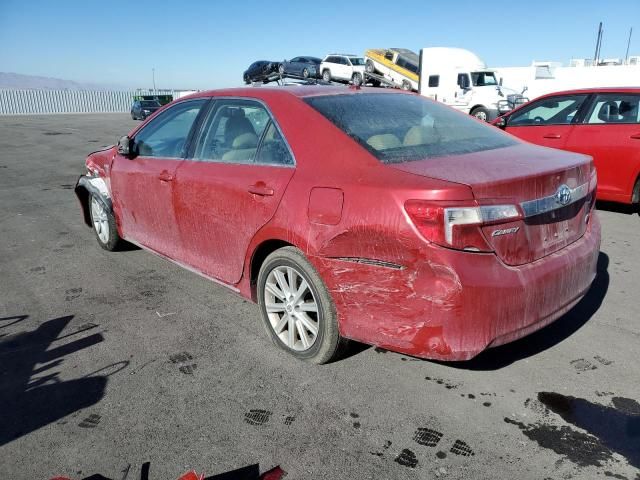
[349,57,365,66]
[428,75,439,88]
[584,94,640,124]
[509,95,588,126]
[134,99,207,158]
[193,100,271,163]
[304,93,516,164]
[471,72,498,86]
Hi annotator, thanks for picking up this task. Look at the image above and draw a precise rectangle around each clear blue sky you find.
[0,0,637,89]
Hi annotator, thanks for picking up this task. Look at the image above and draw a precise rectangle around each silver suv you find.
[320,54,366,85]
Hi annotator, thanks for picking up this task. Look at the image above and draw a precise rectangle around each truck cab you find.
[419,48,525,121]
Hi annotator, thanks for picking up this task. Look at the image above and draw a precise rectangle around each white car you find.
[320,54,366,85]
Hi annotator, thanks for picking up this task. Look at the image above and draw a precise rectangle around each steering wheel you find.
[533,116,545,124]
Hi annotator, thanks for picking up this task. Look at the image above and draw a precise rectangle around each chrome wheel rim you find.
[475,111,488,121]
[264,266,319,351]
[91,197,109,244]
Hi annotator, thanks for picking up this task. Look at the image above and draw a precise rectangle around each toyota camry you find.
[75,86,600,364]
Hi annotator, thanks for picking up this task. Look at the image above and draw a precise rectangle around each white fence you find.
[0,89,185,115]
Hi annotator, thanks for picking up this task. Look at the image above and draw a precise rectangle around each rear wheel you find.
[90,194,122,251]
[278,64,285,75]
[352,72,363,86]
[257,247,344,364]
[471,106,490,122]
[401,80,412,91]
[322,69,331,82]
[633,176,640,212]
[302,68,309,78]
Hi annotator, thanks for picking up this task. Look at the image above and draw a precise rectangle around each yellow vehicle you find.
[364,48,419,91]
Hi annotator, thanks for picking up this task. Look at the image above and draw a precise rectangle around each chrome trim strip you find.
[520,182,590,218]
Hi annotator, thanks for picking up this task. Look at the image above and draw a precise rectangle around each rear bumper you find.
[314,214,601,361]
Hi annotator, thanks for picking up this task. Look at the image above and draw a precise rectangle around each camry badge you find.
[555,184,572,206]
[492,227,520,237]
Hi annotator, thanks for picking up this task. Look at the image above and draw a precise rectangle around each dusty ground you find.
[0,114,638,480]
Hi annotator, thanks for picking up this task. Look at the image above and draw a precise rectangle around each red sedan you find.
[75,86,600,363]
[493,87,640,205]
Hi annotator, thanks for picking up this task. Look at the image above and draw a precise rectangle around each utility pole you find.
[625,27,633,64]
[152,68,156,92]
[593,22,603,65]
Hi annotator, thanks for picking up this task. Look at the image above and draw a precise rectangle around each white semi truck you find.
[417,47,526,121]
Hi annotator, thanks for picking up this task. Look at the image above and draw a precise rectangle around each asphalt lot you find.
[0,113,639,480]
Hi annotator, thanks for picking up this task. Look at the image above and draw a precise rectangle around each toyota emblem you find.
[555,184,572,206]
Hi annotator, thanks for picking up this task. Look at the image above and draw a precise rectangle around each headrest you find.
[598,101,619,122]
[366,133,401,151]
[230,108,246,118]
[232,132,258,149]
[403,126,435,146]
[618,101,637,119]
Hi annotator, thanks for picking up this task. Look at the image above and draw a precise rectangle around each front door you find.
[563,92,640,202]
[110,98,208,258]
[173,98,295,284]
[504,93,590,149]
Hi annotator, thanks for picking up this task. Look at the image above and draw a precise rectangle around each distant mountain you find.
[0,72,124,90]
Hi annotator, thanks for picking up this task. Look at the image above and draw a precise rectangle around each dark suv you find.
[131,100,162,120]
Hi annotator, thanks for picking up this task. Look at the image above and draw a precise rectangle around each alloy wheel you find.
[264,265,319,351]
[91,197,109,244]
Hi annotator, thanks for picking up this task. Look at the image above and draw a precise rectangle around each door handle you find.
[543,133,562,139]
[248,183,274,196]
[630,133,640,140]
[159,171,174,182]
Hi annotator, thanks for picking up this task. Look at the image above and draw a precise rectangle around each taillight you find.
[404,200,521,252]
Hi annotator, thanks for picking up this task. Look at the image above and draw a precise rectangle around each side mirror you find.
[117,135,133,157]
[495,116,507,129]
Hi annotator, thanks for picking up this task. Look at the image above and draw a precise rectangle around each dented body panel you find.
[77,86,601,361]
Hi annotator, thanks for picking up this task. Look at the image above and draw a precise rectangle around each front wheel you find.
[90,194,122,251]
[401,80,412,91]
[365,60,375,73]
[257,247,345,364]
[352,72,363,86]
[302,68,309,78]
[471,106,490,122]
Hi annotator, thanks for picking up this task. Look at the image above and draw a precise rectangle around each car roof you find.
[181,85,408,101]
[535,87,640,98]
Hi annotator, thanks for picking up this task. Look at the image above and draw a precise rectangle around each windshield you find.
[471,71,498,86]
[304,93,515,164]
[140,101,161,108]
[349,57,365,66]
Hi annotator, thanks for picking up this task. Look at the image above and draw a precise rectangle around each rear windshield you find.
[141,101,160,107]
[304,93,516,163]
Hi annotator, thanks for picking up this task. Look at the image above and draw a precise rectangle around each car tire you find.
[352,72,363,86]
[131,112,136,120]
[401,80,412,91]
[257,246,345,364]
[90,194,122,251]
[278,64,285,75]
[302,68,309,78]
[322,69,331,82]
[365,60,375,73]
[471,106,490,122]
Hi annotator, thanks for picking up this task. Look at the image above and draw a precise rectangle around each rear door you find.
[504,94,590,149]
[563,92,640,202]
[110,98,208,258]
[173,98,295,284]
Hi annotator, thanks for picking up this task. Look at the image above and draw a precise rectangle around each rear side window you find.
[509,95,588,126]
[255,122,294,166]
[304,93,516,164]
[584,94,640,124]
[428,75,440,87]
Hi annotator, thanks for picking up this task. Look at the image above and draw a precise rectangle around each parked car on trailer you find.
[243,61,281,84]
[75,86,599,364]
[320,54,366,86]
[364,48,419,91]
[130,100,161,120]
[494,87,640,206]
[279,56,322,79]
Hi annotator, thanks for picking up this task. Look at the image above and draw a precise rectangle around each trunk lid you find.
[391,143,593,265]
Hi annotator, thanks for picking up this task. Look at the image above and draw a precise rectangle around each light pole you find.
[152,68,156,92]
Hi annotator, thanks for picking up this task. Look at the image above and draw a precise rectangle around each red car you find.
[75,86,600,364]
[493,87,640,205]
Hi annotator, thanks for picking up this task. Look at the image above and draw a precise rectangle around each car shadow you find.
[441,251,610,371]
[596,200,639,215]
[0,315,114,446]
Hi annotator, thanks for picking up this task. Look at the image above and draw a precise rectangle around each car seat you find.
[366,134,401,151]
[403,126,440,146]
[618,101,638,123]
[224,109,255,146]
[221,132,259,162]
